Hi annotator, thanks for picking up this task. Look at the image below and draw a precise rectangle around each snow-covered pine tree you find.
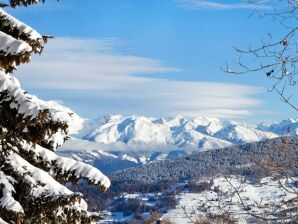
[0,1,110,223]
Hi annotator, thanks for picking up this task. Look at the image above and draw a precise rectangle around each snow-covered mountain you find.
[57,114,298,174]
[70,114,284,150]
[257,118,298,135]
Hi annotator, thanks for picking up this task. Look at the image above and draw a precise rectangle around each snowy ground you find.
[163,176,298,224]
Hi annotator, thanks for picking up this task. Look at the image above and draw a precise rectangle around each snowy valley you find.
[69,136,298,223]
[56,110,298,223]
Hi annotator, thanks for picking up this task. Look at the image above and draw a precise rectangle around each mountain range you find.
[58,113,298,174]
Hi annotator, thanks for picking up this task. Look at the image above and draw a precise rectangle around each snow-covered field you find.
[163,176,298,224]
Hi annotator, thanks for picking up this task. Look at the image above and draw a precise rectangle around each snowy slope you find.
[163,176,298,224]
[258,118,298,135]
[54,112,298,173]
[70,114,286,151]
[213,121,276,144]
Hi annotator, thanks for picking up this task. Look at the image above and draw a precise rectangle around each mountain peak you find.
[65,114,298,152]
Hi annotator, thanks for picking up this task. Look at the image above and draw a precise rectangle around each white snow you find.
[0,72,84,149]
[122,154,138,163]
[6,152,73,197]
[0,31,31,56]
[66,114,288,152]
[164,176,298,224]
[20,141,111,190]
[123,193,141,199]
[0,8,44,72]
[0,8,42,42]
[139,155,149,164]
[264,118,298,135]
[0,218,8,224]
[0,171,23,214]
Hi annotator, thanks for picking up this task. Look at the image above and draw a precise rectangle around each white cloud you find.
[15,37,264,119]
[175,0,270,10]
[61,137,183,152]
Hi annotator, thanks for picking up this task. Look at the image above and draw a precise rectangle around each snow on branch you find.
[0,218,9,224]
[0,8,48,72]
[0,31,31,72]
[0,72,83,150]
[19,141,111,192]
[5,152,75,197]
[0,8,44,51]
[1,152,100,222]
[0,31,31,55]
[0,72,82,127]
[0,0,111,222]
[0,171,24,215]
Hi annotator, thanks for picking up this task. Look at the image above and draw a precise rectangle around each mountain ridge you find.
[67,114,298,151]
[58,113,298,174]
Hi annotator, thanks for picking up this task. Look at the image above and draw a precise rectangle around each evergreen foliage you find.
[110,136,298,184]
[0,1,111,223]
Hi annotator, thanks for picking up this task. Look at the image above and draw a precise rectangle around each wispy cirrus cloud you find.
[175,0,270,10]
[15,37,264,119]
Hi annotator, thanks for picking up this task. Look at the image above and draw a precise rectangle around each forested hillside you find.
[110,136,298,185]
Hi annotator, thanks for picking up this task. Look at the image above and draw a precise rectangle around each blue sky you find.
[7,0,298,121]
